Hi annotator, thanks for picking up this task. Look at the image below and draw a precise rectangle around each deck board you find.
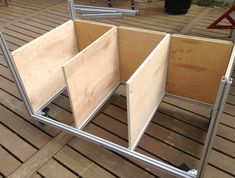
[0,0,234,177]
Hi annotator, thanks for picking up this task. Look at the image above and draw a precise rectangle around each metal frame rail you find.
[74,5,139,19]
[0,1,233,177]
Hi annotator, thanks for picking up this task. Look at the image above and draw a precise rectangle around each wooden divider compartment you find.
[125,34,233,150]
[11,20,114,113]
[63,24,234,151]
[63,26,167,149]
[11,19,233,153]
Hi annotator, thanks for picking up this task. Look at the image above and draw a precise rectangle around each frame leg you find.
[0,33,33,116]
[108,0,112,7]
[131,0,135,10]
[197,77,232,178]
[68,0,76,20]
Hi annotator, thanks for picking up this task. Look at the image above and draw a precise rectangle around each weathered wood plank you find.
[100,103,199,169]
[209,151,235,175]
[8,132,73,178]
[54,146,116,178]
[0,146,21,177]
[29,173,42,178]
[0,77,60,137]
[205,165,233,178]
[69,138,156,178]
[38,159,77,178]
[0,123,37,162]
[85,122,177,178]
[0,105,52,149]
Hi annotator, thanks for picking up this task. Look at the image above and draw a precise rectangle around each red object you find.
[208,6,235,29]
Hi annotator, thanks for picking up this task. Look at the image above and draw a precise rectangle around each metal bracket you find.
[37,107,50,117]
[188,169,198,177]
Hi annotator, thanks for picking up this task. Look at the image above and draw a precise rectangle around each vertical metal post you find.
[230,15,235,41]
[131,0,135,10]
[108,0,112,7]
[0,33,33,116]
[197,77,232,178]
[68,0,76,20]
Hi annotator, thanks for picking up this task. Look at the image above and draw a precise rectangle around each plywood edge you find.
[62,67,78,126]
[118,26,167,36]
[172,34,233,45]
[127,34,171,150]
[126,84,132,149]
[75,19,115,28]
[11,20,73,55]
[225,44,235,78]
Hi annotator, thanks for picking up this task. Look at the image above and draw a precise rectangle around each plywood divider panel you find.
[167,34,233,105]
[118,26,166,82]
[127,34,170,150]
[75,20,115,51]
[11,20,78,112]
[63,27,120,129]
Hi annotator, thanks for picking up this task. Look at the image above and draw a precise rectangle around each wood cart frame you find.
[0,1,234,178]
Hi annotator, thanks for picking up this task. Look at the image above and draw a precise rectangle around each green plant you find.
[192,0,229,6]
[193,0,214,6]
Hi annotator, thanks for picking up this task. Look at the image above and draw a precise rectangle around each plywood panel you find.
[63,27,120,129]
[75,19,114,51]
[167,34,233,105]
[118,26,166,82]
[11,20,78,112]
[126,34,170,150]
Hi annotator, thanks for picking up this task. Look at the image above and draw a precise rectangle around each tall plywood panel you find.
[75,20,114,51]
[167,34,233,104]
[11,20,78,112]
[63,27,120,129]
[118,26,166,82]
[127,34,170,150]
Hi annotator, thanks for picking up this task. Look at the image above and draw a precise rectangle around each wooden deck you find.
[0,0,234,177]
